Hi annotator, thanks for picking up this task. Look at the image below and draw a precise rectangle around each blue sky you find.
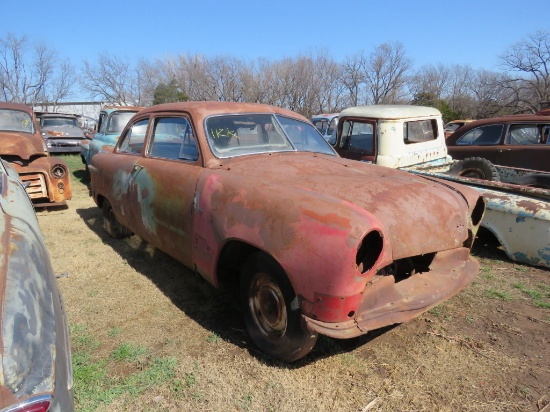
[3,0,549,71]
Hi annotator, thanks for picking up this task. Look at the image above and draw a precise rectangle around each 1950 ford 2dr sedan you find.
[89,102,485,362]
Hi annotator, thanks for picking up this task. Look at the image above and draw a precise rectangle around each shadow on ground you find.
[76,206,396,367]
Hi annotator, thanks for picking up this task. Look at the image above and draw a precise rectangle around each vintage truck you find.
[329,105,550,269]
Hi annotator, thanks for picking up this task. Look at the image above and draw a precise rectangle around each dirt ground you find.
[37,157,550,412]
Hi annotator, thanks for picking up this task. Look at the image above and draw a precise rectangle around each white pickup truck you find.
[329,105,550,269]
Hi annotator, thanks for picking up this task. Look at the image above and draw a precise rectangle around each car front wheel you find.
[240,252,318,362]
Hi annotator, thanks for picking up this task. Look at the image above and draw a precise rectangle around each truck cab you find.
[329,105,449,168]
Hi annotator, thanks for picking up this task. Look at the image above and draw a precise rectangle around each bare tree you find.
[310,51,346,114]
[340,52,365,106]
[410,64,451,101]
[0,33,74,104]
[206,56,249,102]
[500,30,550,112]
[362,42,413,104]
[80,52,142,105]
[135,57,164,106]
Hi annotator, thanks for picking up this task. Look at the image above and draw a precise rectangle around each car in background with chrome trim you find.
[0,103,72,207]
[0,158,74,411]
[89,101,484,362]
[39,113,85,154]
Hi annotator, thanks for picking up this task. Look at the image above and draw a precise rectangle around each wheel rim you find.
[459,168,485,179]
[248,273,287,340]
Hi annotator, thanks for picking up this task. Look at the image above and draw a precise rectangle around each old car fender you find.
[477,187,550,268]
[192,170,394,305]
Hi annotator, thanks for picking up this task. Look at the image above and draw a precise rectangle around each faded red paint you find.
[90,101,483,344]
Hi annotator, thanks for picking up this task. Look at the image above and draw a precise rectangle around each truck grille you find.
[20,173,48,199]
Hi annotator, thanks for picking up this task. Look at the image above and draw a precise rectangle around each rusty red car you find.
[0,103,72,207]
[89,102,485,362]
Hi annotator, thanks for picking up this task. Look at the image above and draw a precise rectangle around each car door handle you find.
[131,164,143,175]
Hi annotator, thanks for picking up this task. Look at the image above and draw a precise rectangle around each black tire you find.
[240,252,318,362]
[449,157,500,181]
[102,199,132,239]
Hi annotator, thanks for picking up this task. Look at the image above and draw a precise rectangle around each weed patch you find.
[486,288,512,300]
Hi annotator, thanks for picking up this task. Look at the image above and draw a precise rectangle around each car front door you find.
[106,117,151,234]
[332,119,376,162]
[125,115,202,267]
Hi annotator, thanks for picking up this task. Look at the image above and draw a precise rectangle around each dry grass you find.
[38,155,550,412]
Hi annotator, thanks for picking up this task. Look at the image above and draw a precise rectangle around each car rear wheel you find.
[449,157,500,181]
[102,199,132,238]
[240,252,318,362]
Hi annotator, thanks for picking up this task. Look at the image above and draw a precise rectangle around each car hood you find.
[217,152,478,259]
[0,131,47,158]
[41,125,84,139]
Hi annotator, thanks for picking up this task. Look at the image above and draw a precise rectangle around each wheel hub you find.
[249,273,287,338]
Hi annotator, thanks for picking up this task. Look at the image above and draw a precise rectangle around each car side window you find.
[506,124,541,145]
[98,113,107,134]
[118,119,149,154]
[456,124,503,145]
[148,117,199,161]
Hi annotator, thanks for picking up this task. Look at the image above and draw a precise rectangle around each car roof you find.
[101,105,143,114]
[135,101,309,122]
[311,113,339,120]
[339,105,441,120]
[446,119,475,124]
[450,112,550,135]
[0,102,34,115]
[41,113,77,118]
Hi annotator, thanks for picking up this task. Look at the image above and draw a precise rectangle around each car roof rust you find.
[450,112,550,136]
[136,101,310,122]
[0,102,34,115]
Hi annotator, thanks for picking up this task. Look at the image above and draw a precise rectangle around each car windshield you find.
[205,113,336,158]
[106,111,137,134]
[42,117,78,127]
[312,118,329,134]
[0,109,34,133]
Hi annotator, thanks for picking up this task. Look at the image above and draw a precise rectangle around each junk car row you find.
[4,98,547,409]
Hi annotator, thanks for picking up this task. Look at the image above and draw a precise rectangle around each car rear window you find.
[403,119,438,144]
